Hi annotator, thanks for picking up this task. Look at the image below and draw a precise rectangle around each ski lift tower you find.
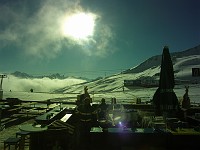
[0,74,7,100]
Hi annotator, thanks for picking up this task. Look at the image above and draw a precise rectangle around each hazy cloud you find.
[0,0,115,59]
[3,75,86,92]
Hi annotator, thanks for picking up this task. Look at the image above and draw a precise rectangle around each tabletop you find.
[19,124,48,132]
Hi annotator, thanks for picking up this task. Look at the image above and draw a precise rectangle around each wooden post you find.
[0,74,7,100]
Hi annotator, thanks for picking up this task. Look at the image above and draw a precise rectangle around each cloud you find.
[93,24,116,56]
[2,75,86,92]
[0,0,115,59]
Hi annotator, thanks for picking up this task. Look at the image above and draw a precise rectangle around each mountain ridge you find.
[54,45,200,93]
[10,71,93,81]
[122,45,200,74]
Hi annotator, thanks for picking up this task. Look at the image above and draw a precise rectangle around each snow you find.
[1,45,200,104]
[2,83,200,105]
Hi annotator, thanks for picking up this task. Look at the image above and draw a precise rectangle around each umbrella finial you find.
[164,45,169,49]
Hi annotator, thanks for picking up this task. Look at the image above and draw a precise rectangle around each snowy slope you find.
[123,45,200,75]
[1,45,200,103]
[174,55,200,80]
[54,45,200,94]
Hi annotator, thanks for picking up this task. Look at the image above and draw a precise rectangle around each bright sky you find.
[0,0,200,79]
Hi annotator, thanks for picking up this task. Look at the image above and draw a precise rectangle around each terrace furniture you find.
[60,114,72,122]
[4,137,20,150]
[153,122,166,129]
[152,116,166,129]
[16,131,30,150]
[19,124,48,133]
[19,124,48,150]
[90,127,170,150]
[48,119,75,135]
[35,106,66,125]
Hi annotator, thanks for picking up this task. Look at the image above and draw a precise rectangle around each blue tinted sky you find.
[0,0,200,78]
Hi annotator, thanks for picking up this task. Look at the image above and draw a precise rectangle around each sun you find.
[62,12,96,40]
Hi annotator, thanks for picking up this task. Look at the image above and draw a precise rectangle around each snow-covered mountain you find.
[11,71,85,80]
[123,45,200,74]
[1,45,199,94]
[55,45,200,94]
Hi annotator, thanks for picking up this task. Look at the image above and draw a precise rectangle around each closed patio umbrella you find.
[153,46,179,116]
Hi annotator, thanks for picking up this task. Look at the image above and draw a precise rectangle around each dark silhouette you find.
[111,97,117,104]
[182,86,190,109]
[83,86,90,100]
[73,97,97,150]
[152,46,179,116]
[30,88,33,92]
[0,107,2,129]
[76,86,91,106]
[97,98,108,120]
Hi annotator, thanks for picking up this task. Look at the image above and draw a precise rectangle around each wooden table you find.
[35,106,66,125]
[19,124,48,132]
[19,124,48,150]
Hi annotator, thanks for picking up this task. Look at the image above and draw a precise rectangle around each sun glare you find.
[62,12,96,40]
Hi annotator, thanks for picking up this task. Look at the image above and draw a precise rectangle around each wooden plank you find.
[60,114,72,122]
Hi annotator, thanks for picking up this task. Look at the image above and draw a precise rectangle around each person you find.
[73,97,97,150]
[111,97,117,104]
[182,86,190,109]
[97,98,108,120]
[97,98,111,129]
[30,88,33,92]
